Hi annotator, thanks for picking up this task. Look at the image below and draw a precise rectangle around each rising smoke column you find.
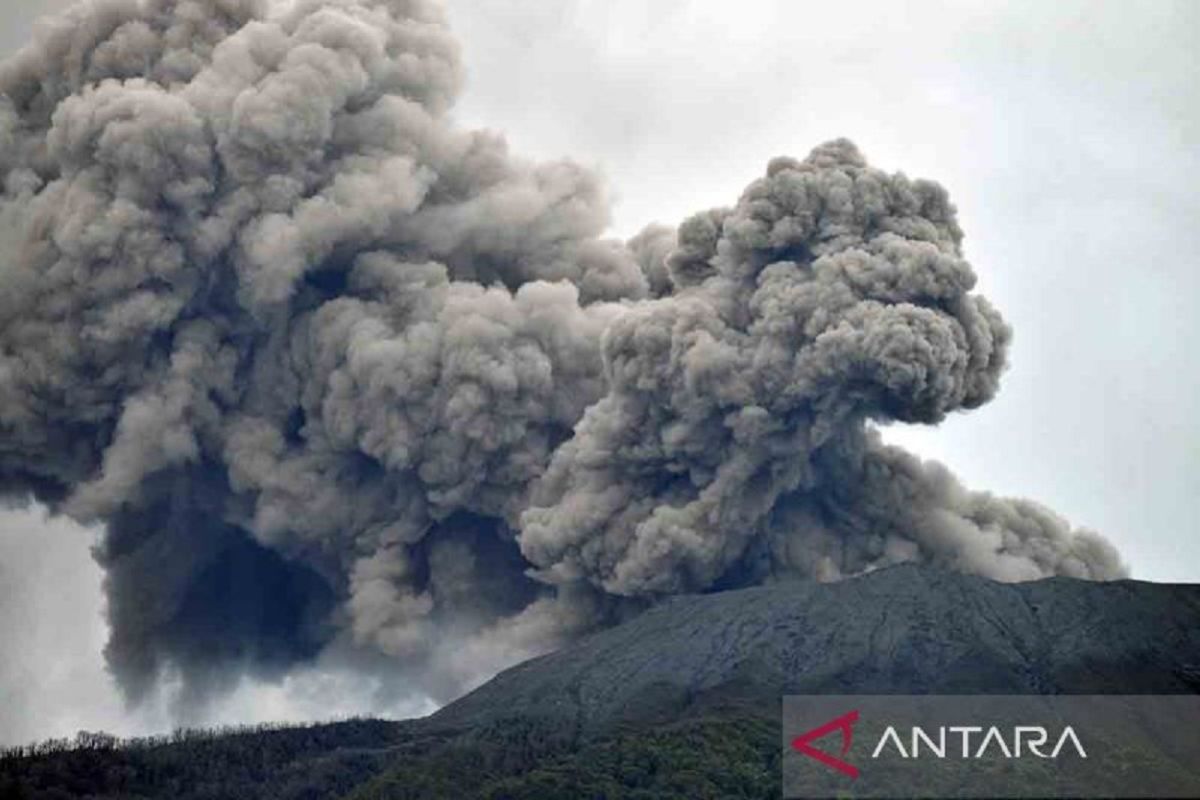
[0,0,1123,710]
[520,142,1122,592]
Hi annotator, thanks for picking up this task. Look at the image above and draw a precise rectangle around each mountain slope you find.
[6,566,1200,799]
[431,564,1200,738]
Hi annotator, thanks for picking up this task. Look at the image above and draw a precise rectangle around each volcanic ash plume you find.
[0,0,1124,709]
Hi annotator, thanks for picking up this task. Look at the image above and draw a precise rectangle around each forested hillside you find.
[2,712,781,799]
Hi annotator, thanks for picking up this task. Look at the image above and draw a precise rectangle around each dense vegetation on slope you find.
[0,719,410,800]
[349,713,780,800]
[1,712,782,800]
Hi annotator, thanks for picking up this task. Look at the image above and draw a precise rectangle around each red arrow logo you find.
[791,709,860,779]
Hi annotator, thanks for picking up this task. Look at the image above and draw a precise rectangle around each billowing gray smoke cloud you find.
[0,0,1123,711]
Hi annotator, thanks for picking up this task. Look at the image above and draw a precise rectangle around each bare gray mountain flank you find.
[433,566,1200,737]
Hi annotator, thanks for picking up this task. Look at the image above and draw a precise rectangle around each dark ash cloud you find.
[0,0,1124,714]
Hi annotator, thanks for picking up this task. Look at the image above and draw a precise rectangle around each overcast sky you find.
[1,0,1196,746]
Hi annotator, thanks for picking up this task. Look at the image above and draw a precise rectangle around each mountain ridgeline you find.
[5,566,1200,799]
